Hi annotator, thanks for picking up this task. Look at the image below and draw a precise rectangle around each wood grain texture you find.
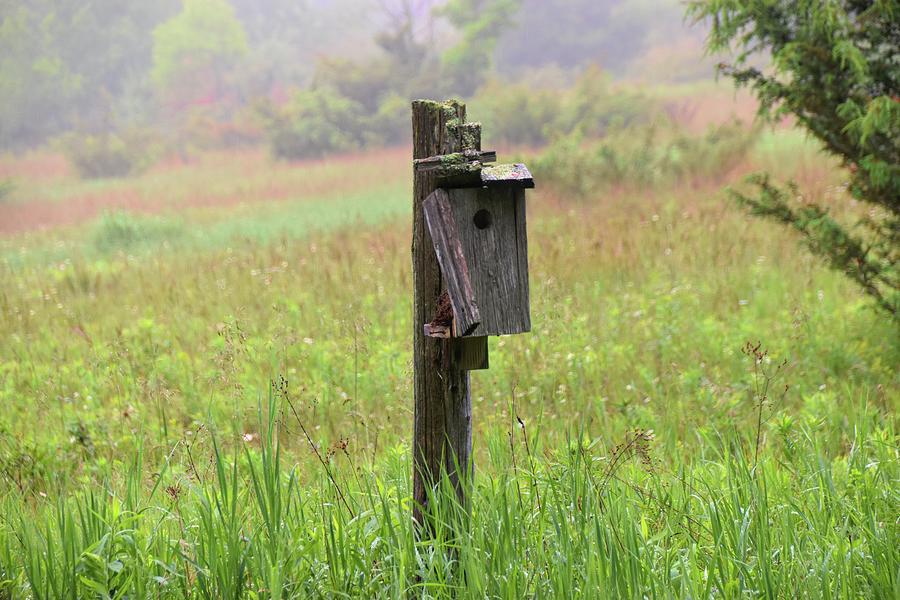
[448,186,531,337]
[423,323,451,338]
[423,189,481,336]
[411,100,473,530]
[454,336,489,371]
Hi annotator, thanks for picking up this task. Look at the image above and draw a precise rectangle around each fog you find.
[0,0,709,152]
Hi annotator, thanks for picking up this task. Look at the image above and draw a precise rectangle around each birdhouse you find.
[417,152,534,340]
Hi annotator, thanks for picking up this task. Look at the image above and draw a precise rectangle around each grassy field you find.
[0,128,897,597]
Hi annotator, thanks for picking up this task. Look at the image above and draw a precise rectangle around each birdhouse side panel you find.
[513,186,530,333]
[449,187,530,336]
[422,188,482,336]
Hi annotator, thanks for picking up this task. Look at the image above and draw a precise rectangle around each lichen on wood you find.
[440,100,464,123]
[448,121,482,152]
[440,152,468,166]
[481,163,534,188]
[413,150,497,182]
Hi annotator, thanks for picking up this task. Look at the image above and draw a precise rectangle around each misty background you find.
[1,0,716,158]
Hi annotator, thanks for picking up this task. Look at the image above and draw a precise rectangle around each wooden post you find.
[411,100,475,528]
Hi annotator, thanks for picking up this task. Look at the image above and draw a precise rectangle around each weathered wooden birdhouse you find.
[416,150,534,341]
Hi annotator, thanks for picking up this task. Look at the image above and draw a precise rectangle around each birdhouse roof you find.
[480,163,534,189]
[413,151,534,190]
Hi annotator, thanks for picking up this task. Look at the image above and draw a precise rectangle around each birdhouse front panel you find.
[446,185,530,337]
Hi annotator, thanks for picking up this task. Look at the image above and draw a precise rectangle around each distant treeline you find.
[1,0,699,169]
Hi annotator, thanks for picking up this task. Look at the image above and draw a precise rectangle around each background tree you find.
[151,0,249,112]
[313,0,446,107]
[439,0,522,95]
[0,0,177,149]
[688,0,899,316]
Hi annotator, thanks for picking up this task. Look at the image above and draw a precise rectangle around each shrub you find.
[470,67,656,147]
[91,211,185,254]
[312,57,392,114]
[0,180,13,202]
[58,130,160,179]
[366,93,411,147]
[556,66,655,138]
[254,66,657,160]
[533,121,756,196]
[257,87,366,160]
[469,79,562,146]
[662,120,758,181]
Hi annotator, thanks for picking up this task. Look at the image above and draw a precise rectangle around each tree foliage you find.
[439,0,522,95]
[151,0,248,109]
[0,0,177,149]
[57,130,160,178]
[0,179,13,202]
[689,0,899,316]
[256,87,365,160]
[470,67,656,146]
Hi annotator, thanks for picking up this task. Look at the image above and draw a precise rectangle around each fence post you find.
[411,99,474,529]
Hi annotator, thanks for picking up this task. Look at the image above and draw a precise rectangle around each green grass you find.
[0,180,408,268]
[2,397,895,598]
[0,131,896,597]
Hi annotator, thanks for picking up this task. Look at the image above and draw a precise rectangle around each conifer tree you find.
[689,1,899,316]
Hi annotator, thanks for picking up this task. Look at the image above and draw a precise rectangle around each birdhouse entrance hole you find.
[473,209,492,230]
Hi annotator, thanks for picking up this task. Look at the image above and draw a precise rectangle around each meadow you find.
[0,122,897,597]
